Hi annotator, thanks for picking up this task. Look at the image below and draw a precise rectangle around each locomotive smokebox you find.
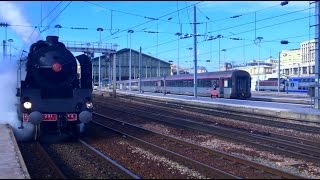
[46,36,59,44]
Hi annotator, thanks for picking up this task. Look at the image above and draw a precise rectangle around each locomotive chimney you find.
[46,36,59,44]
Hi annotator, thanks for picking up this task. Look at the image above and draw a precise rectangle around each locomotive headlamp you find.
[86,102,93,109]
[23,101,32,109]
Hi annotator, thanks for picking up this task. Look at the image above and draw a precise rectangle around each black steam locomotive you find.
[17,36,93,140]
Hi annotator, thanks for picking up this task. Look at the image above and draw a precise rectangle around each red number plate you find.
[43,114,57,121]
[23,113,76,121]
[67,114,77,121]
[23,113,29,122]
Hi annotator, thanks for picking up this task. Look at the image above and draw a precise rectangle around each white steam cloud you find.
[0,1,42,47]
[0,59,34,141]
[0,1,38,141]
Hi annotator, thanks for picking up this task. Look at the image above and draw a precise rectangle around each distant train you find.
[286,76,315,93]
[255,78,286,92]
[17,36,93,140]
[256,76,315,93]
[118,70,251,99]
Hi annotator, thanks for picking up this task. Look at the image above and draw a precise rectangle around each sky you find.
[0,1,316,72]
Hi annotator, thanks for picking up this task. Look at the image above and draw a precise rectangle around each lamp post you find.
[128,29,134,91]
[229,37,245,64]
[54,24,62,37]
[255,36,263,91]
[113,44,118,98]
[97,28,103,90]
[278,40,289,94]
[216,34,223,71]
[7,39,13,61]
[206,36,215,71]
[175,32,182,75]
[221,49,227,70]
[207,35,223,71]
[187,47,193,73]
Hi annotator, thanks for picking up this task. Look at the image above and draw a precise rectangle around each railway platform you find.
[94,89,320,123]
[249,96,311,105]
[0,124,30,179]
[249,91,312,105]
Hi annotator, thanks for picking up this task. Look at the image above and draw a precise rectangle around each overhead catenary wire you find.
[156,31,318,61]
[128,4,314,53]
[97,1,203,43]
[165,33,318,62]
[208,6,314,34]
[39,1,72,34]
[184,1,194,32]
[113,4,314,51]
[182,1,284,24]
[85,1,180,25]
[25,1,63,45]
[141,13,315,52]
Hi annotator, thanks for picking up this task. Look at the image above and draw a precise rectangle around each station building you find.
[91,48,172,85]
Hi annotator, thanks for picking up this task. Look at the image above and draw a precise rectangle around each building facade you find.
[279,40,316,77]
[233,59,275,90]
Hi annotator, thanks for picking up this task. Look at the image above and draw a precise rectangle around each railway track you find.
[93,99,320,163]
[112,94,320,134]
[90,112,304,179]
[18,142,67,179]
[18,140,138,179]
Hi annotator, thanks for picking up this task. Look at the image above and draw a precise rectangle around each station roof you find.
[93,48,171,65]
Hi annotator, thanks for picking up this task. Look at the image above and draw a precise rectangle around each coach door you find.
[218,78,224,97]
[236,76,248,97]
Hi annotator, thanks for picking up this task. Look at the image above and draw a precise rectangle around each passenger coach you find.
[119,70,251,99]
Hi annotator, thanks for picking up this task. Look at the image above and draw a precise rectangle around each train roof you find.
[289,76,315,79]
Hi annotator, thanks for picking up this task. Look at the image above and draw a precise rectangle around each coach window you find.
[203,80,207,87]
[183,81,187,87]
[205,79,211,87]
[188,80,193,87]
[211,79,216,86]
[176,80,181,87]
[224,79,228,87]
[198,80,202,87]
[202,80,206,87]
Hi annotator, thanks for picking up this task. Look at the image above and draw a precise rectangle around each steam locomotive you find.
[17,36,93,140]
